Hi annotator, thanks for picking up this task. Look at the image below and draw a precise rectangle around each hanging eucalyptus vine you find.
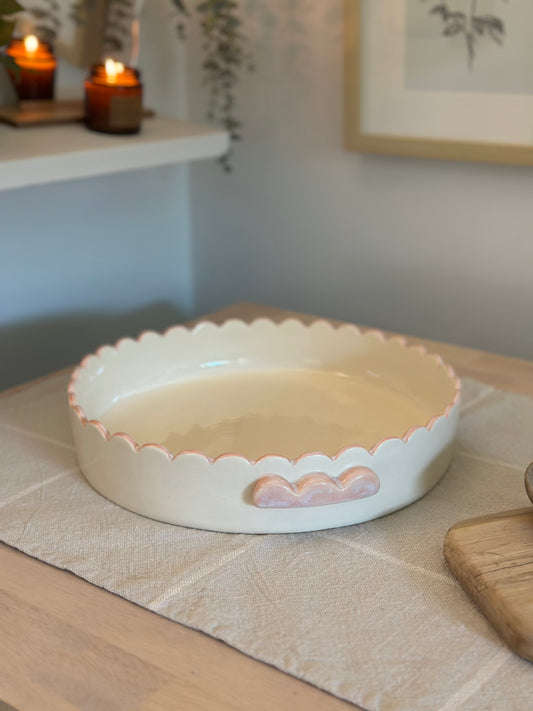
[90,0,252,170]
[0,0,23,72]
[189,1,251,170]
[24,0,61,43]
[104,0,251,170]
[3,0,250,169]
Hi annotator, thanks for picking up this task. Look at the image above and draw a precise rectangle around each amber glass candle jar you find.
[5,35,57,100]
[84,60,143,135]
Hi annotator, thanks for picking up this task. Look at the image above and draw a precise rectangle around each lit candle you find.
[5,35,57,100]
[84,60,143,135]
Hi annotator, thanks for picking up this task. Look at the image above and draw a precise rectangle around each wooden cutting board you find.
[444,506,533,663]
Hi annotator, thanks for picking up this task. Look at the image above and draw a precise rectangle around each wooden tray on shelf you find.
[0,99,155,127]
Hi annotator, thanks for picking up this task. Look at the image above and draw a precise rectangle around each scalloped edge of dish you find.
[68,318,462,466]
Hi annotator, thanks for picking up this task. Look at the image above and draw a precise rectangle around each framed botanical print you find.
[345,0,533,166]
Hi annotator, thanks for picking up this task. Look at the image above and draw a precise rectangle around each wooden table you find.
[2,302,533,711]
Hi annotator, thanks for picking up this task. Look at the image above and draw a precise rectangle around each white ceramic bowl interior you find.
[68,319,461,533]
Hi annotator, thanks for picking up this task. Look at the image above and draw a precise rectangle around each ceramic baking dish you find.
[68,319,461,533]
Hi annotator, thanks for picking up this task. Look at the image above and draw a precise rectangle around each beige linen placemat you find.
[0,373,532,711]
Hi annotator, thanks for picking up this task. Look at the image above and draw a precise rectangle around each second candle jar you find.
[85,60,143,135]
[5,36,57,100]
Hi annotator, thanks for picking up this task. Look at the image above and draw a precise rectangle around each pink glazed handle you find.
[252,466,380,509]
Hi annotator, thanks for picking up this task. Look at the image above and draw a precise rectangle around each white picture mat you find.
[360,0,533,145]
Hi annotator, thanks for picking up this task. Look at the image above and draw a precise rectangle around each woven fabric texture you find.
[0,373,532,711]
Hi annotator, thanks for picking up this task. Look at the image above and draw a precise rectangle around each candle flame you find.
[104,58,125,82]
[105,58,117,78]
[24,35,39,54]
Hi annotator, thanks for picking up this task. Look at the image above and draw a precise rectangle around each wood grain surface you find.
[0,100,85,127]
[444,508,533,663]
[2,301,533,711]
[0,100,156,127]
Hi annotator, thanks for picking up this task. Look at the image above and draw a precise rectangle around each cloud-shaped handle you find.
[252,467,380,509]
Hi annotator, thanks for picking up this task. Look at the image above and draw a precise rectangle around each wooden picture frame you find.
[344,0,533,166]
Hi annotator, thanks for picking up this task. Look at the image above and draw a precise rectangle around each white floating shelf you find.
[0,116,228,191]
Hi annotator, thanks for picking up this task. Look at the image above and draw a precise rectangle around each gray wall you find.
[1,1,193,390]
[0,165,192,389]
[5,0,533,391]
[188,1,533,360]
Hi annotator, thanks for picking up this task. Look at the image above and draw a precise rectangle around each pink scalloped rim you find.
[67,318,462,466]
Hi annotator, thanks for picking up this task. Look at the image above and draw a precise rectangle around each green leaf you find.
[170,0,190,14]
[0,18,14,45]
[0,0,23,15]
[0,52,19,77]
